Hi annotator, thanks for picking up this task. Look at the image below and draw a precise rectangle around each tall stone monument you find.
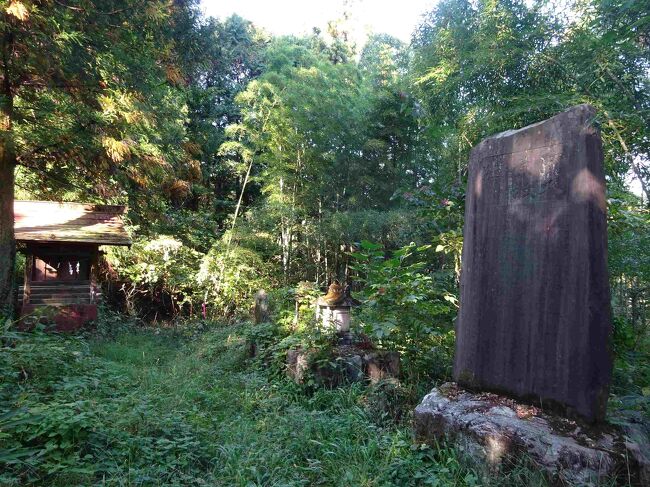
[454,104,612,422]
[415,107,649,484]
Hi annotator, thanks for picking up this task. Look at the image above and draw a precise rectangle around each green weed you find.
[1,319,549,486]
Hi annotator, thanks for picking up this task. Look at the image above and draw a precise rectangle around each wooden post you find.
[23,252,32,305]
[90,248,99,304]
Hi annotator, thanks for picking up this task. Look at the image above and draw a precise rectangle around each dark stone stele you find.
[454,104,612,423]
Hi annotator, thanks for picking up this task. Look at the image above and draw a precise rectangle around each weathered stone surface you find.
[364,351,400,383]
[253,289,270,324]
[286,347,363,386]
[414,384,649,486]
[455,105,612,422]
[286,348,310,383]
[285,339,399,386]
[616,411,650,487]
[339,354,364,383]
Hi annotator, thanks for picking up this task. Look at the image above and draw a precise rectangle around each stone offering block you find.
[455,105,612,422]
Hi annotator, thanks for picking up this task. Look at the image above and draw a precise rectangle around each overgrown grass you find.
[0,319,549,486]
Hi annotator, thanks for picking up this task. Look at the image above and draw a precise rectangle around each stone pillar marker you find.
[253,289,270,324]
[454,104,612,422]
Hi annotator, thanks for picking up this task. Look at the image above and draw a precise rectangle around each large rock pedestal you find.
[414,384,650,486]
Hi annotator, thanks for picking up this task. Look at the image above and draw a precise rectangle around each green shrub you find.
[108,236,273,320]
[197,243,271,318]
[109,236,202,315]
[351,241,458,385]
[0,325,99,483]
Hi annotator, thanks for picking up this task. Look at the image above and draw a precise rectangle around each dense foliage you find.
[351,241,458,384]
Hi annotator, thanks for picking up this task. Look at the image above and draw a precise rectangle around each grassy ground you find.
[0,320,547,486]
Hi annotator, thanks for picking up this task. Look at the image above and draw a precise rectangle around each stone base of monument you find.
[286,333,400,387]
[414,383,650,486]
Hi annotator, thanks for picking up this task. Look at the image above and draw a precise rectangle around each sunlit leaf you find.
[6,1,28,21]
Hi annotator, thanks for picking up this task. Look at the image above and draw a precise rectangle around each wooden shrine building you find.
[15,201,131,330]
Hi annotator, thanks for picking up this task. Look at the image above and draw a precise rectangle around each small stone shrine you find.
[315,280,357,332]
[415,106,649,484]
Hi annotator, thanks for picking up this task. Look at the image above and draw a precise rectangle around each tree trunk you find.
[0,145,15,318]
[0,31,15,318]
[281,220,291,282]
